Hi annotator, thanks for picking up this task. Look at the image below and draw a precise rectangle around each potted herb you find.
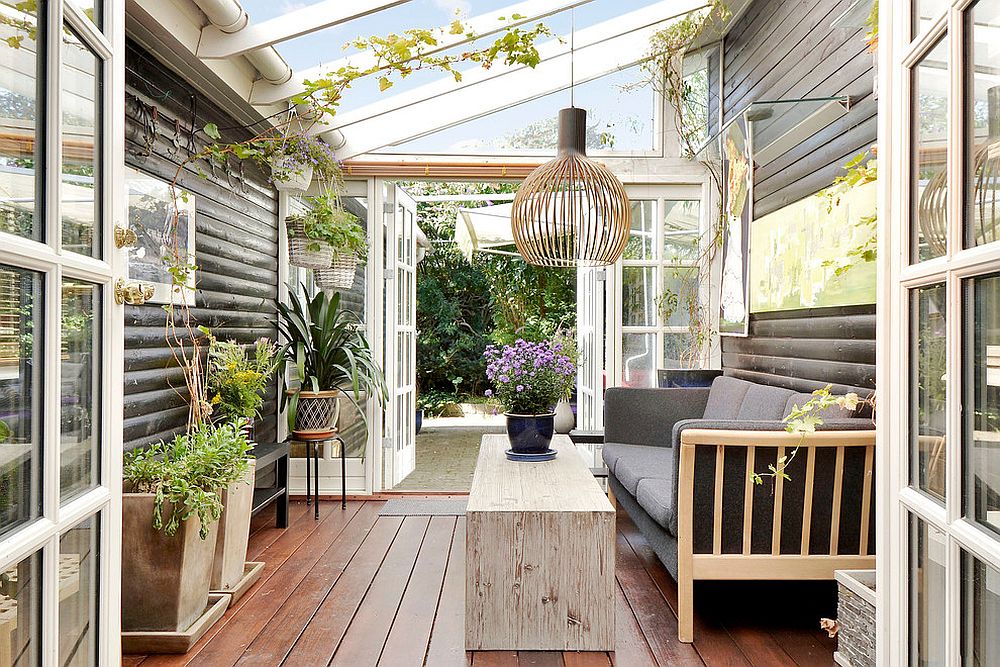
[277,287,387,439]
[206,336,281,441]
[483,339,576,458]
[309,197,367,290]
[121,422,252,634]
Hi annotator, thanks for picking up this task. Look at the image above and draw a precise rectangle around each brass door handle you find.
[114,225,138,249]
[114,279,154,305]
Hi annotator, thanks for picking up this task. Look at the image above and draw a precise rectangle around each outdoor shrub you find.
[206,336,280,422]
[123,422,253,539]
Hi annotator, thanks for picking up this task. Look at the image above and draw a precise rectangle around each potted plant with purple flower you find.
[257,132,343,192]
[484,339,576,458]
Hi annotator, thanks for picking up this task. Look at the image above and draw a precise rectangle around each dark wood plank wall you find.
[720,0,877,392]
[123,41,280,450]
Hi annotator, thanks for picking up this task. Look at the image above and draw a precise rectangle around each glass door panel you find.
[909,515,947,666]
[60,279,100,503]
[910,283,947,502]
[58,515,99,666]
[1,550,42,666]
[911,36,950,263]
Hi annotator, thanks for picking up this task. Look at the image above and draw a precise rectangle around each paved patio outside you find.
[391,417,505,492]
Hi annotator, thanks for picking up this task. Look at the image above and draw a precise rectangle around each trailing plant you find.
[159,17,550,429]
[483,339,576,415]
[206,336,280,422]
[276,287,388,430]
[123,421,252,539]
[817,150,878,277]
[210,129,344,187]
[749,386,862,486]
[295,194,367,258]
[865,0,879,52]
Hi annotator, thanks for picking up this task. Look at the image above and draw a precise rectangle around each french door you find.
[382,183,417,488]
[575,266,606,430]
[0,0,125,663]
[881,1,1000,664]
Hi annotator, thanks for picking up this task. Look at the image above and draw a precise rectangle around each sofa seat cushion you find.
[604,444,673,497]
[635,477,675,532]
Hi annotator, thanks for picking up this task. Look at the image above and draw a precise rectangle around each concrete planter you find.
[122,494,219,633]
[835,569,876,667]
[211,460,255,592]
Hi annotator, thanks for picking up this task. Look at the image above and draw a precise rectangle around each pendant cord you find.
[570,8,575,108]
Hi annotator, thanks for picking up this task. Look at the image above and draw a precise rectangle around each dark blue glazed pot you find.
[415,409,423,435]
[505,412,555,454]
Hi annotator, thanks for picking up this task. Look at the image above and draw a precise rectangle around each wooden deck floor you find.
[123,499,839,666]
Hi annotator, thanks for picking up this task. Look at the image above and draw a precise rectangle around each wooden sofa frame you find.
[675,428,876,642]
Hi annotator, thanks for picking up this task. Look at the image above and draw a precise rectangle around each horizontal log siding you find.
[719,1,877,394]
[124,41,279,450]
[723,0,877,217]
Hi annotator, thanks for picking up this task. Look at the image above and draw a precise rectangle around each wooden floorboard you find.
[123,499,838,667]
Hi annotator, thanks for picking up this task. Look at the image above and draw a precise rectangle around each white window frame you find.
[0,0,125,662]
[879,0,1000,664]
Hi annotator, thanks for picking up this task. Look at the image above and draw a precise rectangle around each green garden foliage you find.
[408,182,576,400]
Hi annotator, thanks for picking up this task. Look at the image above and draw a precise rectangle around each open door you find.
[382,184,418,488]
[576,267,607,430]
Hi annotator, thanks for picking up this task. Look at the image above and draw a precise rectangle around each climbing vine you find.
[817,150,879,278]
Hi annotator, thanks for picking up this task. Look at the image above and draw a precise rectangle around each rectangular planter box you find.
[834,569,876,667]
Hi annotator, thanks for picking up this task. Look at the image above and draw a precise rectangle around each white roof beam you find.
[330,0,708,158]
[198,0,412,59]
[250,0,595,106]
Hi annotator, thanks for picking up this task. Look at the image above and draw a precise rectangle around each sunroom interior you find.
[0,0,999,665]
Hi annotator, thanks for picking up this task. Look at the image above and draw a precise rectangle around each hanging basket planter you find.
[288,236,333,270]
[314,253,358,290]
[271,159,313,192]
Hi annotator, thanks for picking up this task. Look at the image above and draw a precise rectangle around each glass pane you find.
[911,36,949,262]
[663,200,700,262]
[624,200,654,260]
[914,0,950,37]
[0,265,42,539]
[663,333,697,370]
[0,550,42,666]
[962,553,1000,665]
[68,0,102,30]
[622,333,655,388]
[662,267,699,327]
[62,26,102,258]
[909,515,947,666]
[965,0,1000,249]
[910,284,947,501]
[622,267,655,326]
[59,515,100,667]
[963,273,1000,536]
[61,280,100,502]
[0,0,43,242]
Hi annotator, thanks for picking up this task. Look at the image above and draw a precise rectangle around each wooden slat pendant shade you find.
[511,107,631,267]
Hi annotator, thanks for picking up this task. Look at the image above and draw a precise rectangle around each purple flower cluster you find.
[483,339,576,414]
[264,133,343,183]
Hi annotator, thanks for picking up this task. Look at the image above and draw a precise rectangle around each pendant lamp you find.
[510,13,631,267]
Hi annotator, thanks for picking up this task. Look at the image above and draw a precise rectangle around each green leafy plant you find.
[416,389,462,417]
[123,422,252,539]
[276,287,388,430]
[289,194,368,258]
[750,386,862,485]
[206,336,280,422]
[817,150,878,277]
[865,0,879,52]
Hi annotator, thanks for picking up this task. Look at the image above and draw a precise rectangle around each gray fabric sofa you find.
[603,376,876,642]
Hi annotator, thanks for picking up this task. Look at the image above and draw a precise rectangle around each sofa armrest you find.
[603,387,710,447]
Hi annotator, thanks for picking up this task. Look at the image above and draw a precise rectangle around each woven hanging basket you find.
[315,253,358,290]
[288,237,333,270]
[290,390,341,438]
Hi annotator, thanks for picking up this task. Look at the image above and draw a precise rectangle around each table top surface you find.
[467,435,614,514]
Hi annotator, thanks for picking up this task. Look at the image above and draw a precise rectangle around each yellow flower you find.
[211,394,221,404]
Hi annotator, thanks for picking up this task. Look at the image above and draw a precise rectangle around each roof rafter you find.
[249,0,596,106]
[197,0,411,59]
[327,0,709,158]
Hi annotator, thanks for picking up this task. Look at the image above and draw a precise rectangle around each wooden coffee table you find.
[465,434,615,652]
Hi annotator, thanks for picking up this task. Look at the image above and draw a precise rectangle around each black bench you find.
[250,441,290,529]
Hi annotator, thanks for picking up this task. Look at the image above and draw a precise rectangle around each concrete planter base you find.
[122,593,229,654]
[210,561,264,605]
[211,461,255,591]
[122,494,219,633]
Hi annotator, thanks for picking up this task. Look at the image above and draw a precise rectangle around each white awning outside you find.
[454,202,518,261]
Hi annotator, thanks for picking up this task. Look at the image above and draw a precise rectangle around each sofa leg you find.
[678,574,694,643]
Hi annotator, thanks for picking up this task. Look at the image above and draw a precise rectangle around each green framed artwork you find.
[750,180,876,312]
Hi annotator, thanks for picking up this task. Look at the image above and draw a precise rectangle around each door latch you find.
[114,225,138,249]
[114,279,154,305]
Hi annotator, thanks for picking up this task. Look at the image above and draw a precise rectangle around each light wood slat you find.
[801,449,816,556]
[691,554,874,580]
[713,445,725,555]
[830,446,845,556]
[680,429,876,447]
[860,445,874,555]
[676,444,697,644]
[771,446,785,555]
[743,446,755,555]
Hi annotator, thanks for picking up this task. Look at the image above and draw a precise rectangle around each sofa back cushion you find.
[735,382,798,420]
[702,376,751,419]
[604,387,710,447]
[783,392,856,420]
[705,376,860,421]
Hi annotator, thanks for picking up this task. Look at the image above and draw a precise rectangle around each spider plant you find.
[276,285,387,431]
